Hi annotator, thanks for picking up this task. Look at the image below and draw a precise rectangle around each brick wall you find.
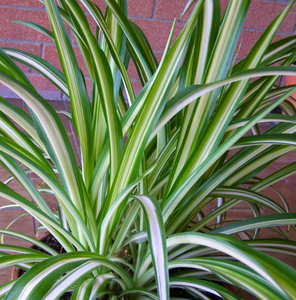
[0,0,295,100]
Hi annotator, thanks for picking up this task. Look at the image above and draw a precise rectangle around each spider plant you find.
[1,0,296,299]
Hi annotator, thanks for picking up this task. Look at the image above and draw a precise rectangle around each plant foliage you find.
[1,0,296,299]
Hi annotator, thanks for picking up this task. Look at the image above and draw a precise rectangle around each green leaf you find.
[108,0,204,208]
[0,97,44,149]
[163,83,296,234]
[103,0,156,81]
[171,259,288,300]
[80,0,135,104]
[213,213,296,235]
[0,181,79,252]
[4,48,69,96]
[62,0,123,186]
[0,230,58,256]
[132,195,169,300]
[44,0,93,186]
[151,67,296,144]
[167,233,296,298]
[5,252,133,300]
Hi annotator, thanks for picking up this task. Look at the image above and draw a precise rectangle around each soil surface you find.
[35,235,67,254]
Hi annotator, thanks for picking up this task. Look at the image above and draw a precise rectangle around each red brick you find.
[132,19,183,52]
[0,0,44,8]
[65,100,71,111]
[127,0,154,18]
[236,30,263,59]
[272,161,296,187]
[273,33,290,43]
[0,8,51,42]
[127,59,139,80]
[279,151,296,160]
[155,0,229,21]
[25,75,63,99]
[268,181,296,212]
[90,0,106,9]
[155,0,194,21]
[79,0,154,19]
[220,0,230,13]
[225,209,254,222]
[131,80,142,97]
[48,100,71,133]
[0,211,35,246]
[154,0,295,34]
[0,41,42,73]
[122,80,142,98]
[0,41,41,56]
[77,0,106,12]
[85,77,93,96]
[6,98,22,109]
[28,74,61,91]
[244,1,296,34]
[43,44,62,71]
[86,14,100,39]
[256,165,277,180]
[154,52,163,64]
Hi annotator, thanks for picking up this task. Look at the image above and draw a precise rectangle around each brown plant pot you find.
[11,231,50,281]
